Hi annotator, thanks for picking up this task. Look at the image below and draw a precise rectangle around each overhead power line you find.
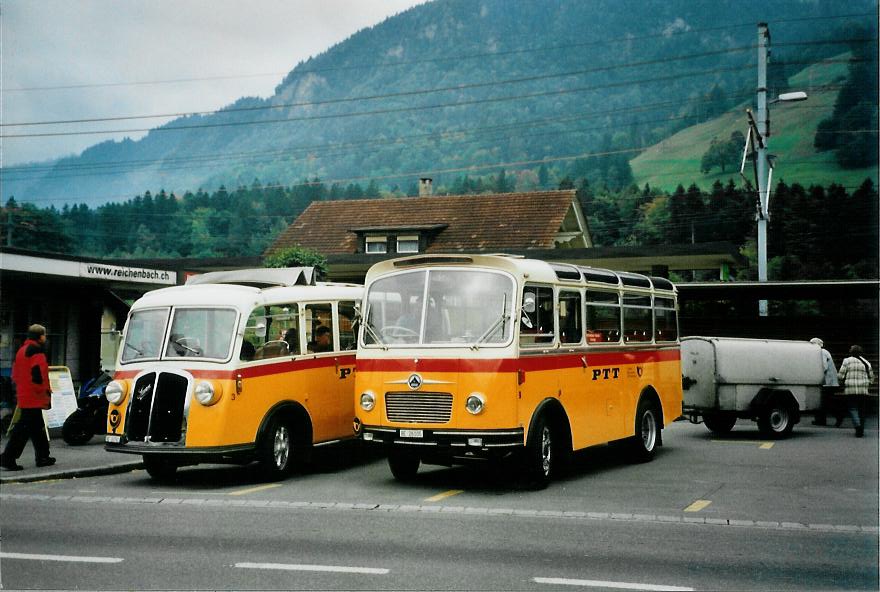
[2,47,756,128]
[0,62,761,139]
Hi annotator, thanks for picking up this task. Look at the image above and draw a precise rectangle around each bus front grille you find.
[385,392,453,424]
[126,372,188,443]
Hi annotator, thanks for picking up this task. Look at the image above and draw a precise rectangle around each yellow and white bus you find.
[354,255,682,487]
[105,268,362,481]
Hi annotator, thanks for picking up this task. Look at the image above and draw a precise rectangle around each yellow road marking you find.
[228,483,282,496]
[711,440,774,449]
[424,489,464,502]
[684,499,712,512]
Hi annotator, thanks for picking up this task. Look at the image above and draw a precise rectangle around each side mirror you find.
[522,293,536,314]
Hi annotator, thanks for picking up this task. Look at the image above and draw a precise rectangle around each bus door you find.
[585,290,624,442]
[555,289,596,449]
[302,302,350,441]
[518,285,559,428]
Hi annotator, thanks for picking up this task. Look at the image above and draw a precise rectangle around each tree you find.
[263,246,328,278]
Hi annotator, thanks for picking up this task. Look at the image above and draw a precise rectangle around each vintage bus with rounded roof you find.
[355,254,682,487]
[105,267,362,481]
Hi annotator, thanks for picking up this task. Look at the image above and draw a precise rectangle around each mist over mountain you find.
[3,0,875,207]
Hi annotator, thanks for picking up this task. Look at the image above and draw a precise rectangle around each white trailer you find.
[681,336,824,438]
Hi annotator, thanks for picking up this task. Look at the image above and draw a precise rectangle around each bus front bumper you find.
[360,425,525,458]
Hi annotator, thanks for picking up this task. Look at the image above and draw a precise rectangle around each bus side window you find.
[338,301,358,350]
[305,303,335,353]
[654,297,678,342]
[520,286,555,347]
[558,290,583,345]
[622,293,652,343]
[585,290,620,343]
[244,304,299,360]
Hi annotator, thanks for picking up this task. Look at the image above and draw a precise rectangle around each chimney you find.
[418,177,433,196]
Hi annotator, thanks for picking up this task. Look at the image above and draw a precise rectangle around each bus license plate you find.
[105,434,121,443]
[400,429,423,438]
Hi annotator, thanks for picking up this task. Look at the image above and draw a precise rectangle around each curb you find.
[0,461,143,484]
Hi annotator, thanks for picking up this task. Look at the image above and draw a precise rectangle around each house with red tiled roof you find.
[268,187,590,257]
[265,182,743,283]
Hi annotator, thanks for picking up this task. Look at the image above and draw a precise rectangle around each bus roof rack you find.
[185,267,316,288]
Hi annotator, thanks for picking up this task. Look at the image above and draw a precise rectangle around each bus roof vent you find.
[185,267,316,288]
[649,276,675,291]
[617,271,652,288]
[392,255,473,267]
[579,267,619,285]
[550,263,582,281]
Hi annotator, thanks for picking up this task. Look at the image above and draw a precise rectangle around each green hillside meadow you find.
[630,55,878,191]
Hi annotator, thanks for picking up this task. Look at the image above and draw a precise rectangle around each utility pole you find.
[741,23,806,317]
[756,23,771,317]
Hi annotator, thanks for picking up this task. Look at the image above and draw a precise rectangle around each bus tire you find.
[143,456,178,482]
[703,412,737,434]
[258,417,293,480]
[628,398,660,463]
[757,397,795,439]
[522,414,554,489]
[387,449,419,481]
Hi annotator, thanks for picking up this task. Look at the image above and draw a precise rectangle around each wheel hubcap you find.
[770,408,788,431]
[541,426,552,476]
[273,425,290,468]
[641,410,657,451]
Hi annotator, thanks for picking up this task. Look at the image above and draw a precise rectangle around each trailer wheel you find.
[703,412,737,434]
[757,399,795,439]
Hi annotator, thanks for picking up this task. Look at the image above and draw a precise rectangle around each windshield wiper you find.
[471,294,509,350]
[123,342,144,355]
[355,306,387,349]
[171,336,201,355]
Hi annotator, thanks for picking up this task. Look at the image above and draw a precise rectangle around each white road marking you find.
[0,552,123,564]
[235,562,389,575]
[534,576,694,591]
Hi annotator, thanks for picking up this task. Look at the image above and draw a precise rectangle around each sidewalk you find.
[0,435,142,484]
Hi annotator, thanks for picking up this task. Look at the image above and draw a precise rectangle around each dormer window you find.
[365,236,387,254]
[397,235,420,254]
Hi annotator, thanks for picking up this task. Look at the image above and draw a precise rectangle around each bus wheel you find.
[628,399,659,463]
[522,415,553,489]
[143,456,177,482]
[757,398,794,439]
[387,449,419,481]
[703,412,737,434]
[259,418,293,480]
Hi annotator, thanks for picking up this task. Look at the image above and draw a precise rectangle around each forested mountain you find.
[3,0,876,207]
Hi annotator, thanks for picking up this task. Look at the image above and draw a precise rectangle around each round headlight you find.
[360,391,376,411]
[104,380,126,405]
[194,381,220,406]
[465,393,485,415]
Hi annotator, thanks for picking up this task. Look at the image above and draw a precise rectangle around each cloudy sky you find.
[1,0,425,166]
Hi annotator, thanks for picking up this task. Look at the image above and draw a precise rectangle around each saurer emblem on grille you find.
[136,384,152,400]
[407,374,423,390]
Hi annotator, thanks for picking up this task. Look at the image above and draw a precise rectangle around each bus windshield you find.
[121,307,238,363]
[363,269,514,346]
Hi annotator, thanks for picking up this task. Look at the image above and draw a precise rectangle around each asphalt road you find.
[1,420,877,591]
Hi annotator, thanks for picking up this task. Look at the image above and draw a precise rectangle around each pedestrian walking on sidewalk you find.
[837,345,874,438]
[810,337,838,426]
[0,324,56,470]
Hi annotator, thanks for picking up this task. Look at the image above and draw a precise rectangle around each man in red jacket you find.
[0,324,56,470]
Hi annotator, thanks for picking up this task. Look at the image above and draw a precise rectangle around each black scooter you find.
[62,371,112,445]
